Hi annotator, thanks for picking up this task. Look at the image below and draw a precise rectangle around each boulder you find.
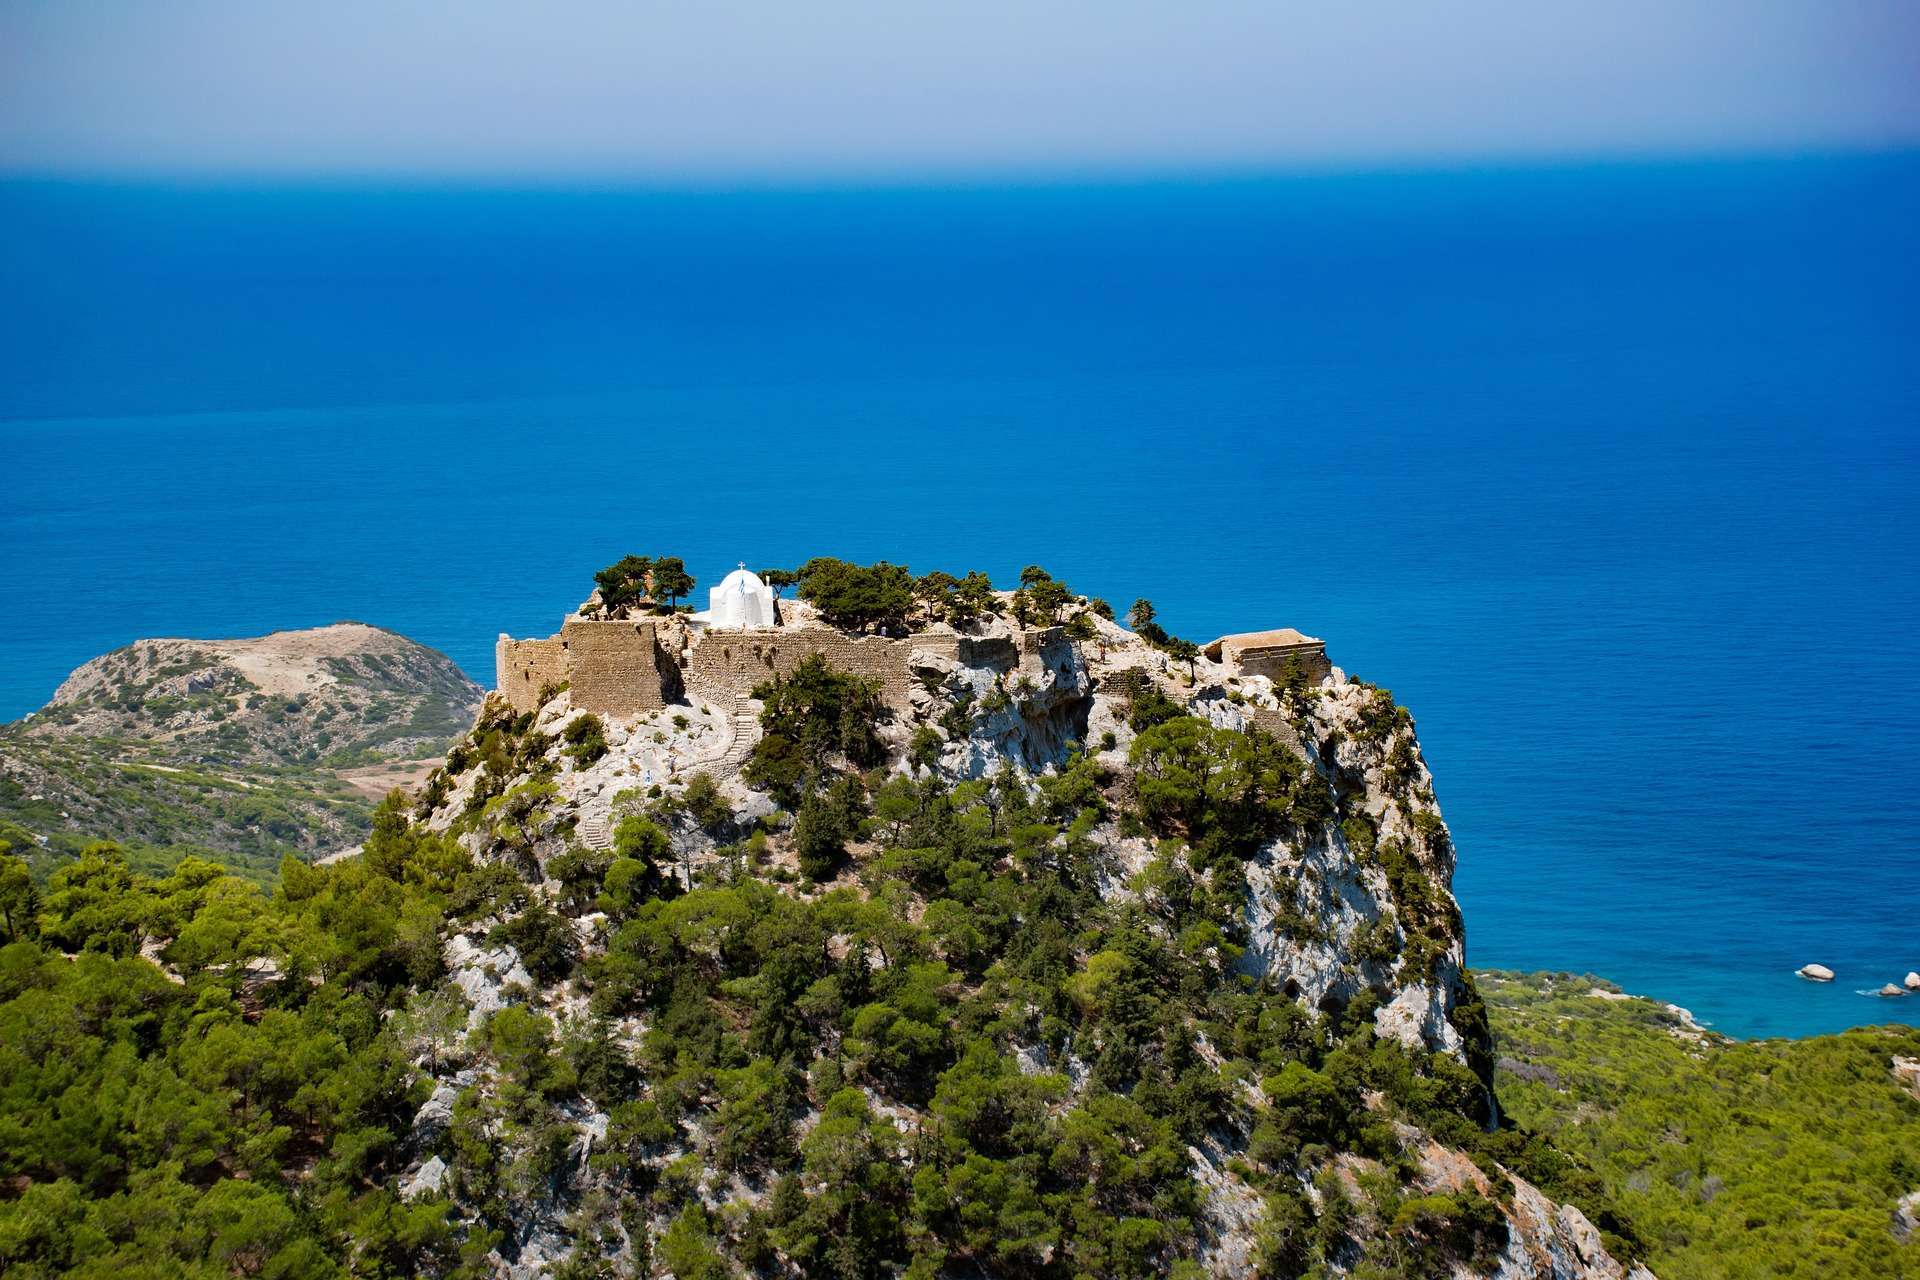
[1554,1203,1610,1269]
[401,1155,448,1200]
[1906,971,1920,991]
[1796,963,1834,982]
[409,1080,460,1148]
[1893,1056,1920,1101]
[1877,983,1909,998]
[1896,1190,1920,1244]
[446,934,533,1029]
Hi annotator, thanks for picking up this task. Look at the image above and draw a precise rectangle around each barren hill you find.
[26,622,482,764]
[0,624,483,881]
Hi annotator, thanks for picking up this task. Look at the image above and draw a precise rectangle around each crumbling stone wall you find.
[567,620,669,718]
[496,635,571,714]
[496,620,669,716]
[497,614,1077,723]
[953,635,1016,670]
[1219,640,1332,686]
[1019,627,1071,665]
[1246,705,1308,753]
[680,628,930,713]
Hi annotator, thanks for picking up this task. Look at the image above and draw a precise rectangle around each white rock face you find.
[1189,1139,1265,1276]
[1797,963,1835,982]
[1893,1056,1920,1101]
[1406,1135,1656,1280]
[408,1079,461,1149]
[1895,1190,1920,1244]
[1488,1176,1649,1279]
[909,630,1095,779]
[401,1155,448,1200]
[1013,1041,1052,1076]
[1230,676,1472,1058]
[1905,971,1920,991]
[446,934,533,1029]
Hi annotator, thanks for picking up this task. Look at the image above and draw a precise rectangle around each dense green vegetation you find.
[784,558,1106,638]
[559,735,1591,1280]
[742,655,889,810]
[0,667,1631,1278]
[8,590,1910,1276]
[1483,971,1920,1279]
[0,738,372,887]
[794,558,919,633]
[0,819,486,1279]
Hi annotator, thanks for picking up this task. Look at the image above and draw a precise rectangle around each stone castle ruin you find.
[1201,628,1333,686]
[496,613,1085,720]
[496,565,1330,729]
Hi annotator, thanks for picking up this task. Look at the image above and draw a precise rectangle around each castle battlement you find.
[496,612,1082,720]
[498,582,1326,730]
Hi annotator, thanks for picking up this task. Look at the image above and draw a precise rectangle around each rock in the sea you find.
[1796,963,1834,982]
[1877,983,1909,998]
[1905,971,1920,991]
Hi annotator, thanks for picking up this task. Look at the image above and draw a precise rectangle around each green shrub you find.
[562,713,608,766]
[795,557,917,633]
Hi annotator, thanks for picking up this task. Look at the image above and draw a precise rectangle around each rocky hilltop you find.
[0,623,483,879]
[15,572,1918,1279]
[24,622,482,764]
[396,569,1651,1279]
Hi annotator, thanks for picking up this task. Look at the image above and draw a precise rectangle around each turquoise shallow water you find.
[2,155,1916,1038]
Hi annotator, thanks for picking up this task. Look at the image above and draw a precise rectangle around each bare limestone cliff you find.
[401,592,1650,1280]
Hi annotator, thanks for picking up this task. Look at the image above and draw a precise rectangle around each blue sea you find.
[2,154,1916,1039]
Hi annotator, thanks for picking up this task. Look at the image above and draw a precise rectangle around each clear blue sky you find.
[3,1,1917,179]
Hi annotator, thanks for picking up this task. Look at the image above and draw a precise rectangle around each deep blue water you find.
[3,155,1916,1038]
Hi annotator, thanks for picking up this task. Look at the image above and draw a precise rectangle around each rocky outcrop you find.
[1894,1056,1920,1102]
[1491,1178,1656,1280]
[402,1154,449,1200]
[907,628,1093,778]
[1189,1138,1265,1275]
[408,1078,463,1151]
[1797,963,1835,982]
[446,934,534,1028]
[1896,1190,1920,1244]
[1242,676,1471,1058]
[414,590,1644,1280]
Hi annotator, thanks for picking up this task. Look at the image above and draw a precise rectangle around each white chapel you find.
[690,564,777,630]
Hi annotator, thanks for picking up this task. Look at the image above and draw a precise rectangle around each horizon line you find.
[5,138,1916,195]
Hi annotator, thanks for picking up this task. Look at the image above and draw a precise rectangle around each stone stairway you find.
[577,811,612,850]
[716,692,760,774]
